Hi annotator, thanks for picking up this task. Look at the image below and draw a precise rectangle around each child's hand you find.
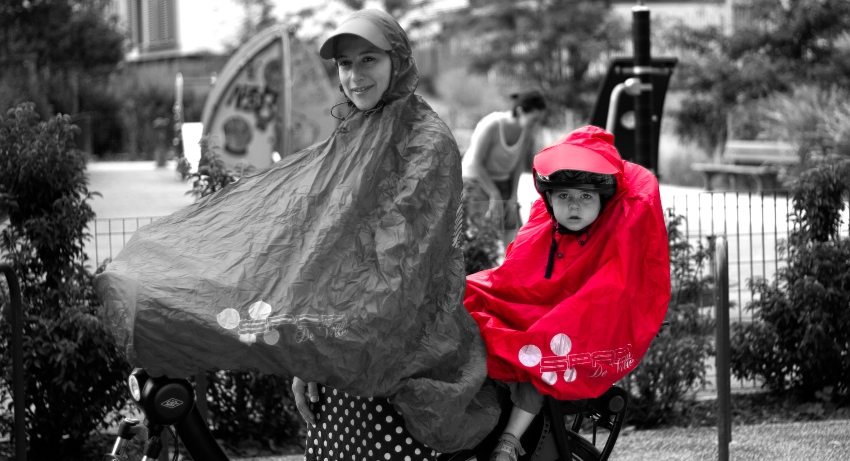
[486,199,504,224]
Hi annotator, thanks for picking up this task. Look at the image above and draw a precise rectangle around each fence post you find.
[714,236,731,461]
[1,264,27,461]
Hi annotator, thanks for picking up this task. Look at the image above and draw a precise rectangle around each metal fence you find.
[664,189,849,320]
[86,189,850,395]
[87,216,160,268]
[663,189,849,394]
[87,190,850,305]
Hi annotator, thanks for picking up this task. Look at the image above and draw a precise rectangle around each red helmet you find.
[534,126,620,192]
[533,126,622,212]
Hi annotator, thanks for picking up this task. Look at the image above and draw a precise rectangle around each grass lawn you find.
[611,419,850,461]
[226,419,850,461]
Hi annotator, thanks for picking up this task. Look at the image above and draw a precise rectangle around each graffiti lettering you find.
[226,84,279,130]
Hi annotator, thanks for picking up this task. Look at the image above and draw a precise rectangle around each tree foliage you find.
[755,85,850,166]
[0,102,129,459]
[442,0,627,116]
[0,0,125,117]
[663,0,850,154]
[230,0,279,51]
[0,0,124,73]
[285,0,418,43]
[203,370,301,448]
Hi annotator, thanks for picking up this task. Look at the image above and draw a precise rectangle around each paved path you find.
[85,161,195,266]
[88,160,195,219]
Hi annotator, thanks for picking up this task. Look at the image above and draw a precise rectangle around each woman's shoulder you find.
[476,111,510,129]
[466,112,507,144]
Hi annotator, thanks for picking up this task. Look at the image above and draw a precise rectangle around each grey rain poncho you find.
[94,9,498,452]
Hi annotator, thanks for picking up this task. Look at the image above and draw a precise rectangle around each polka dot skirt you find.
[305,386,439,461]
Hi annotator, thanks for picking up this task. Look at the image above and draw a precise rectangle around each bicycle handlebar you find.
[104,369,230,460]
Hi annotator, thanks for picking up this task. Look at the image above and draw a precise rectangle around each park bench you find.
[691,140,798,191]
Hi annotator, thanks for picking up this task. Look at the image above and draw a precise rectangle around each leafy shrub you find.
[203,371,301,449]
[0,102,129,459]
[625,211,715,427]
[186,136,256,200]
[459,217,502,276]
[731,158,850,400]
[757,85,850,163]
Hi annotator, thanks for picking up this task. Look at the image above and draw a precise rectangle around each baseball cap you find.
[319,16,392,59]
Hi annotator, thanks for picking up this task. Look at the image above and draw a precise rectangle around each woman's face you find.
[517,108,544,129]
[335,35,392,111]
[548,188,601,232]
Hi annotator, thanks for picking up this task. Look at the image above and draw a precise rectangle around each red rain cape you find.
[464,144,670,401]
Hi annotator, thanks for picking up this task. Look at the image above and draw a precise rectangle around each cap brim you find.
[534,144,619,176]
[319,17,392,59]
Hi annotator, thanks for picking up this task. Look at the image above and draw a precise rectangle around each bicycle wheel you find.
[524,416,601,461]
[556,431,600,461]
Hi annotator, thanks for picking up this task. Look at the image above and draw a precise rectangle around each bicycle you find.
[103,368,628,461]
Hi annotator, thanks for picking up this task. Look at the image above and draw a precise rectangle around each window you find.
[127,0,177,52]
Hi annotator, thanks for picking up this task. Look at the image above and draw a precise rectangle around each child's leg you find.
[503,404,536,439]
[504,381,544,436]
[492,382,545,461]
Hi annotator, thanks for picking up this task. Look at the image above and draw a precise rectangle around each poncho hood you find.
[330,9,418,113]
[464,132,670,401]
[94,9,498,452]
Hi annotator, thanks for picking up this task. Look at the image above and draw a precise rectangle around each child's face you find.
[334,35,392,111]
[549,188,602,231]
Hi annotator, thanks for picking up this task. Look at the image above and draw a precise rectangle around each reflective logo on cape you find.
[518,333,634,385]
[216,300,349,346]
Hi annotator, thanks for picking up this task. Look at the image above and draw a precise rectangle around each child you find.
[464,126,671,461]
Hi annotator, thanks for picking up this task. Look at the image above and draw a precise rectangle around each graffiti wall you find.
[201,28,340,169]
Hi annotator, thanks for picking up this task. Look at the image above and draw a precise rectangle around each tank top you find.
[468,112,528,181]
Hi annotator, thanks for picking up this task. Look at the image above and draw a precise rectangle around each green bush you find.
[186,136,256,199]
[731,158,850,400]
[459,215,502,276]
[625,211,715,427]
[757,85,850,163]
[203,371,301,449]
[0,102,129,459]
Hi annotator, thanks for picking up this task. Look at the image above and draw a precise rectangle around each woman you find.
[462,91,547,244]
[94,7,496,460]
[291,9,498,461]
